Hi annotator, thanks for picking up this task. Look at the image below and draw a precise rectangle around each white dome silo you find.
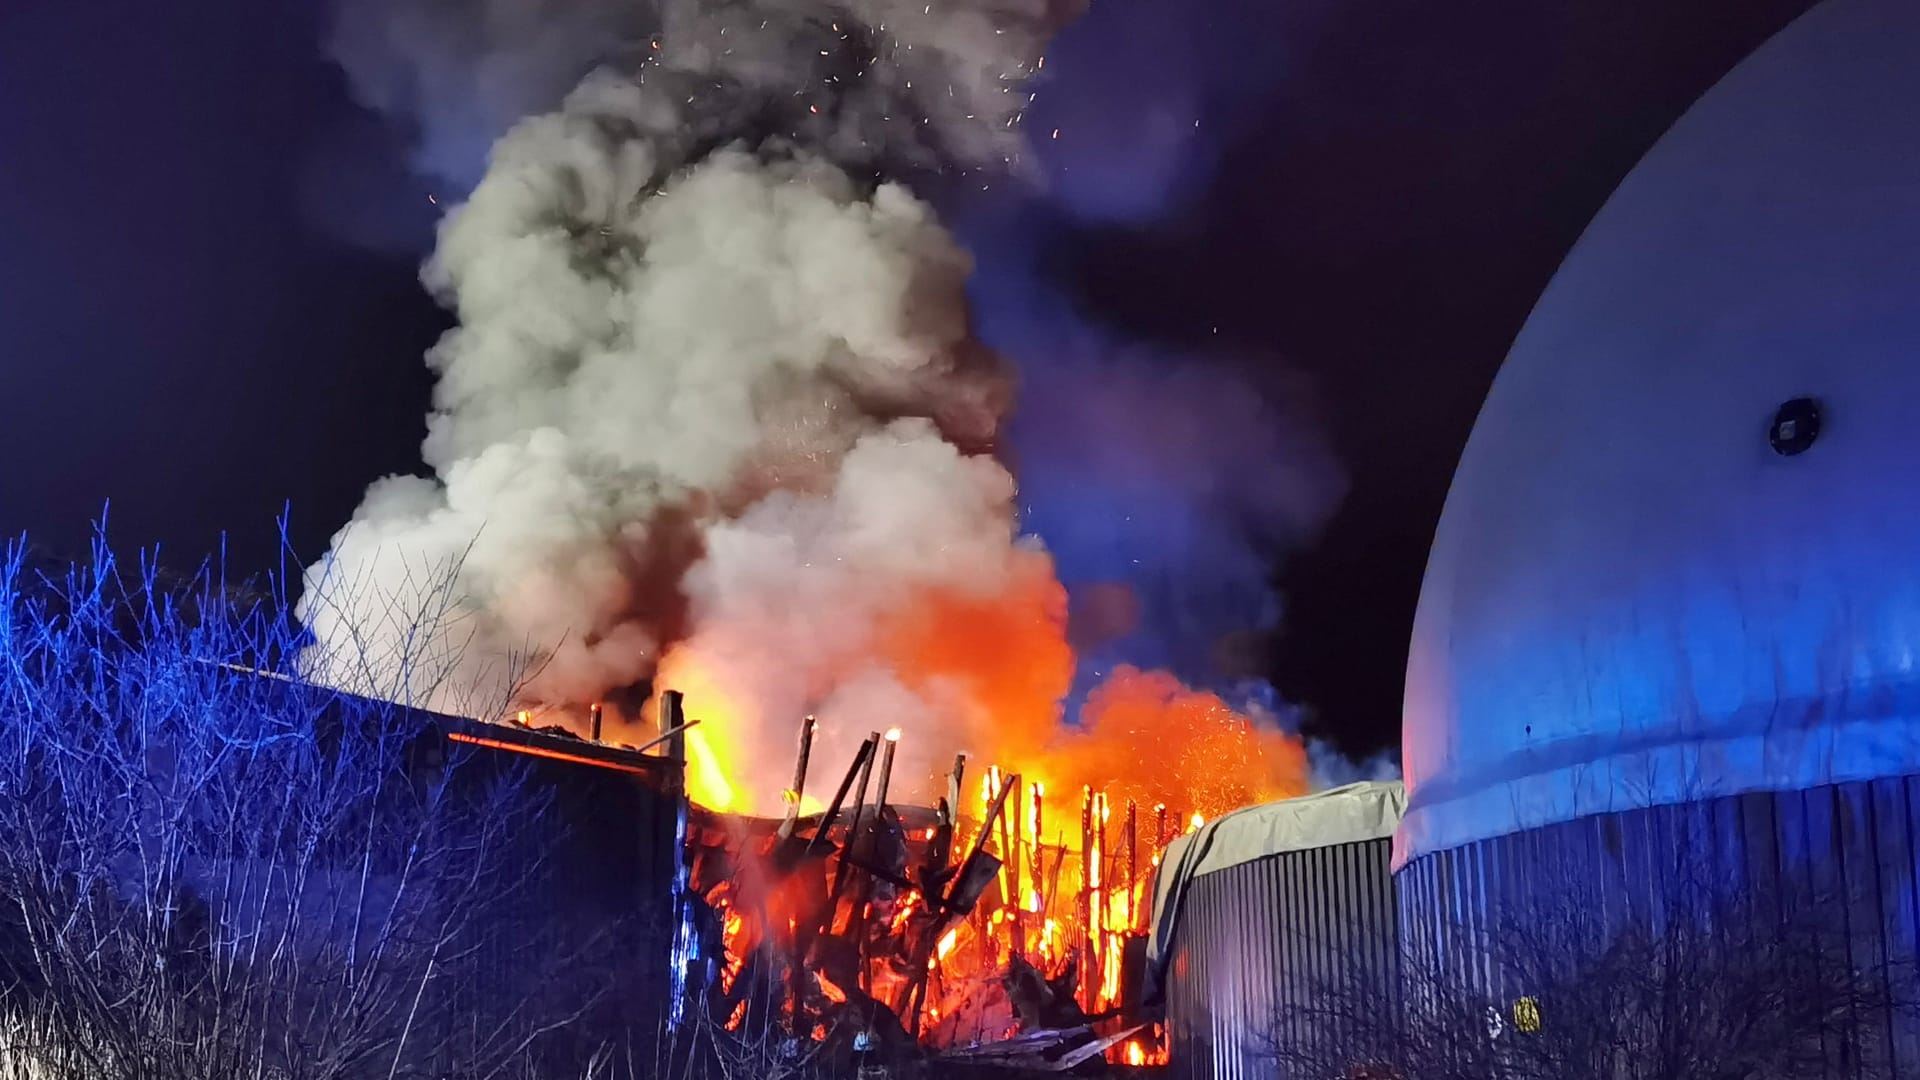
[1399,0,1920,868]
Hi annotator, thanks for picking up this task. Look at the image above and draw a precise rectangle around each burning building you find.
[672,699,1294,1069]
[295,0,1345,1068]
[1398,0,1920,1071]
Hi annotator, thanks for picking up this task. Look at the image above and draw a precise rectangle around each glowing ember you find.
[720,909,747,993]
[890,893,921,935]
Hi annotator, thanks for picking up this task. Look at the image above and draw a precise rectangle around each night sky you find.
[0,0,1812,758]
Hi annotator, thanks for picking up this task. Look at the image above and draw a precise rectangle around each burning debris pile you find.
[682,713,1213,1068]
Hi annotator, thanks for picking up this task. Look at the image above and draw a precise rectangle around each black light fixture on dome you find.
[1768,397,1822,456]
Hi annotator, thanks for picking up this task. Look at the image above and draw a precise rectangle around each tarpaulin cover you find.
[1144,781,1404,992]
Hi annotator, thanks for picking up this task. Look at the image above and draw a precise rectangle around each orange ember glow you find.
[817,972,848,1004]
[445,732,655,775]
[720,910,746,993]
[890,893,920,935]
[1046,668,1310,820]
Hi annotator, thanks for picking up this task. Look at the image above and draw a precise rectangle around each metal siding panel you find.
[1397,781,1920,1079]
[1840,781,1893,1078]
[1162,838,1397,1080]
[1872,777,1920,1067]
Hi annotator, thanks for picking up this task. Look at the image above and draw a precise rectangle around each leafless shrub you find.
[0,531,646,1080]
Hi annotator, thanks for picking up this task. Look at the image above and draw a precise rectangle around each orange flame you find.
[632,560,1314,1065]
[720,909,747,994]
[890,892,921,935]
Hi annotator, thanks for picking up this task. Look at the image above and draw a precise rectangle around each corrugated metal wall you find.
[446,739,686,1070]
[1163,838,1399,1080]
[1398,776,1920,1078]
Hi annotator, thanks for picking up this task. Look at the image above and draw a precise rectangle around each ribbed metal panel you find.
[444,735,685,1069]
[1164,838,1399,1080]
[1398,776,1920,1078]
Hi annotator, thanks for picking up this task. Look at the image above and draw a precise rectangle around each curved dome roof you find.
[1397,0,1920,866]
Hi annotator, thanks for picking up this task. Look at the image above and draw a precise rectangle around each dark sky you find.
[0,0,1811,757]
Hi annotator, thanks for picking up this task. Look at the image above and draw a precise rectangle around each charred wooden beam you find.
[800,737,876,859]
[776,714,818,842]
[946,754,966,827]
[902,772,1019,1037]
[829,732,880,903]
[874,727,900,814]
[659,689,687,765]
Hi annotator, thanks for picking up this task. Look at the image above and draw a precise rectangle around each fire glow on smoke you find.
[654,527,1312,818]
[669,653,1311,819]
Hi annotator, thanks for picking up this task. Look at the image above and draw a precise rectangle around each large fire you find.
[656,559,1308,821]
[673,664,1305,830]
[645,566,1309,1065]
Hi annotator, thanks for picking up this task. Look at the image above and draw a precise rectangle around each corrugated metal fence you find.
[1398,777,1920,1078]
[1163,837,1399,1080]
[443,731,685,1071]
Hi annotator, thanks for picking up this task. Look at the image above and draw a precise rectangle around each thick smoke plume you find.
[304,0,1336,812]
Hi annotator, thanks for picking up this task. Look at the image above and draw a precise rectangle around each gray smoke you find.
[299,0,1080,804]
[328,0,1076,190]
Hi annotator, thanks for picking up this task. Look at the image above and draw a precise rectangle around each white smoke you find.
[664,419,1059,797]
[300,0,1074,777]
[1306,741,1402,790]
[328,0,646,189]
